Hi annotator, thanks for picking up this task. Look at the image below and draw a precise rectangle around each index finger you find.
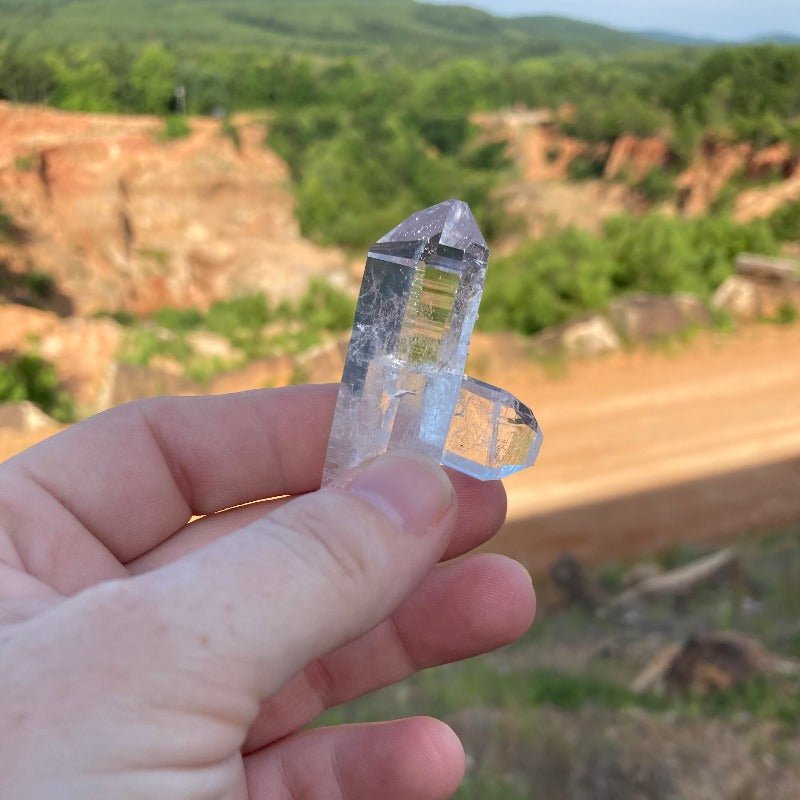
[2,386,506,567]
[4,385,336,564]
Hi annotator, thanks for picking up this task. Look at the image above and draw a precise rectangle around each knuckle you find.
[274,492,390,591]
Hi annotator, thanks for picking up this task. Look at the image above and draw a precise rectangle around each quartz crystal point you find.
[323,199,542,483]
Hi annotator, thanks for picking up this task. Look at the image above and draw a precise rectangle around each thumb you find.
[137,451,457,699]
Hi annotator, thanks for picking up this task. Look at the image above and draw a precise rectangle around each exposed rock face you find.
[532,313,621,358]
[106,363,200,407]
[677,140,752,216]
[604,136,671,181]
[609,293,711,341]
[713,254,800,320]
[0,304,121,409]
[0,401,57,432]
[0,102,347,315]
[747,142,798,181]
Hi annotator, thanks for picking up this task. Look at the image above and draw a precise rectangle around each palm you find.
[0,385,534,799]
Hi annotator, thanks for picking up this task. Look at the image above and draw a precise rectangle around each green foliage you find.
[125,282,354,378]
[768,200,800,240]
[0,1,654,64]
[151,307,204,331]
[0,354,75,422]
[0,203,14,242]
[220,119,241,151]
[563,92,670,143]
[14,152,39,172]
[24,271,55,300]
[130,42,175,114]
[480,213,781,335]
[205,294,271,356]
[277,278,353,333]
[44,48,117,112]
[634,167,677,203]
[567,154,606,181]
[120,327,193,367]
[775,303,799,325]
[159,114,190,141]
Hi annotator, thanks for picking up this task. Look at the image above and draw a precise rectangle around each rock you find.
[550,554,605,611]
[0,304,122,410]
[713,256,800,321]
[533,313,621,358]
[736,253,799,284]
[185,330,240,362]
[677,139,752,216]
[209,355,296,395]
[609,293,711,342]
[747,142,797,181]
[0,401,58,432]
[106,362,200,406]
[0,101,349,315]
[712,276,762,320]
[604,135,671,182]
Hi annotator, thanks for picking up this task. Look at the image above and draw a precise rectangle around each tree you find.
[130,42,176,114]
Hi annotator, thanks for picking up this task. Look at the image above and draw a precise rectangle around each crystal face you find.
[323,199,542,483]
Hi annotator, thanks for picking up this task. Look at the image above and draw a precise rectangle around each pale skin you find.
[0,384,536,799]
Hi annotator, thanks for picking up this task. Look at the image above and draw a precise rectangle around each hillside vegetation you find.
[0,0,652,61]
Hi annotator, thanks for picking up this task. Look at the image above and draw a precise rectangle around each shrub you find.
[0,203,15,242]
[634,167,676,204]
[159,115,191,141]
[480,212,780,335]
[567,155,606,181]
[768,201,800,241]
[0,354,75,422]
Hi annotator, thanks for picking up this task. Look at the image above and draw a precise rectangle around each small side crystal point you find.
[323,199,542,484]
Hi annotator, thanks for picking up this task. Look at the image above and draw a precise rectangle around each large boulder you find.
[532,313,621,358]
[713,254,800,321]
[609,293,711,342]
[0,401,58,433]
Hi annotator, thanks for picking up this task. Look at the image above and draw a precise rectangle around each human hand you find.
[0,384,535,799]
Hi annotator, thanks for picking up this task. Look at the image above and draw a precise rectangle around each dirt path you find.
[2,323,799,572]
[492,323,800,573]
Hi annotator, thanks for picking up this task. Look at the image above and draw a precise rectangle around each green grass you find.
[118,281,354,382]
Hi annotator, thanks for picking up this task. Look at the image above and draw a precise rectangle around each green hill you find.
[0,0,656,61]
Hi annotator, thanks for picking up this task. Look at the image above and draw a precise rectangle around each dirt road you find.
[493,324,800,573]
[2,323,799,573]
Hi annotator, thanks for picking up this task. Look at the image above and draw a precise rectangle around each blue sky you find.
[429,0,800,40]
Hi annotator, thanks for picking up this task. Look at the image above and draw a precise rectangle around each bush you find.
[567,155,606,181]
[480,212,780,335]
[0,202,15,242]
[0,354,75,422]
[159,115,190,141]
[634,167,676,204]
[768,201,800,241]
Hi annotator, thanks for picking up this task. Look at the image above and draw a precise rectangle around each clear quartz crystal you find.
[323,199,542,484]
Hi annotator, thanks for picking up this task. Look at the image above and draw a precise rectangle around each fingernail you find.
[345,452,454,534]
